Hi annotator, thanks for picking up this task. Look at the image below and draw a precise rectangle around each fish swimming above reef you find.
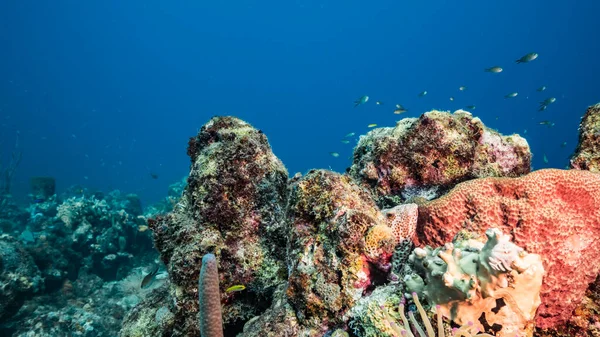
[537,85,547,92]
[516,52,539,63]
[418,91,427,97]
[459,86,467,91]
[394,104,408,114]
[539,97,557,111]
[505,92,518,99]
[354,95,369,107]
[485,66,503,73]
[141,265,159,288]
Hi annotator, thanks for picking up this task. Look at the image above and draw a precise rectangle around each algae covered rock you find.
[571,102,600,172]
[349,110,531,207]
[0,235,43,323]
[148,116,289,336]
[285,170,402,328]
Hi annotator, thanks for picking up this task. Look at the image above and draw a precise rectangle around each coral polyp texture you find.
[148,116,289,335]
[571,102,600,172]
[349,110,531,207]
[415,169,600,331]
[407,228,544,337]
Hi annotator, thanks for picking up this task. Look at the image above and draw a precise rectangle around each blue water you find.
[1,0,599,205]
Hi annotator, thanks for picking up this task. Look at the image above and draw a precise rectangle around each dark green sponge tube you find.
[199,253,224,337]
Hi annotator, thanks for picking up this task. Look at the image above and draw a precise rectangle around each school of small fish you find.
[331,51,563,167]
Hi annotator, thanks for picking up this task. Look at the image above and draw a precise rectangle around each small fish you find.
[504,92,518,99]
[226,285,246,293]
[539,120,555,127]
[150,173,158,179]
[138,225,149,232]
[538,104,547,112]
[540,97,556,105]
[418,91,427,97]
[449,97,454,101]
[459,86,467,91]
[465,105,476,110]
[354,95,369,107]
[536,86,547,92]
[330,152,340,157]
[523,129,528,135]
[485,66,503,73]
[141,265,159,288]
[344,132,355,138]
[543,154,548,164]
[393,107,408,114]
[375,101,383,105]
[516,52,538,64]
[341,140,350,144]
[561,141,567,147]
[367,123,377,128]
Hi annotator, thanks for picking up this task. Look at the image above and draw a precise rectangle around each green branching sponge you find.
[199,253,224,337]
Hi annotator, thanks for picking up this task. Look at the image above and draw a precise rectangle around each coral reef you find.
[285,170,395,327]
[0,185,159,336]
[415,169,600,330]
[147,116,289,335]
[0,235,43,322]
[5,107,600,337]
[349,110,531,207]
[571,102,600,172]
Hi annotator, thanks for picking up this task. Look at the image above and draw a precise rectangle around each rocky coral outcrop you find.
[148,116,289,336]
[349,110,531,207]
[286,170,395,327]
[0,235,43,323]
[415,169,600,330]
[571,102,600,172]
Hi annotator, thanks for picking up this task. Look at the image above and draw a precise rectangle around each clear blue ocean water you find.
[1,0,599,206]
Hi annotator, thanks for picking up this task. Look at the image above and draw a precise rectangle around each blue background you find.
[1,0,599,205]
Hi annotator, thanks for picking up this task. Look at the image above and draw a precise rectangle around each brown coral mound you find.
[571,103,600,172]
[415,169,600,330]
[349,110,531,206]
[149,116,289,336]
[286,170,392,325]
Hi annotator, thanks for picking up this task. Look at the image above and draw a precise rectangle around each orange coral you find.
[415,169,600,330]
[363,224,395,261]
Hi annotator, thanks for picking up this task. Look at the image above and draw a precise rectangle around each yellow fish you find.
[226,285,246,293]
[367,123,377,128]
[138,225,149,232]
